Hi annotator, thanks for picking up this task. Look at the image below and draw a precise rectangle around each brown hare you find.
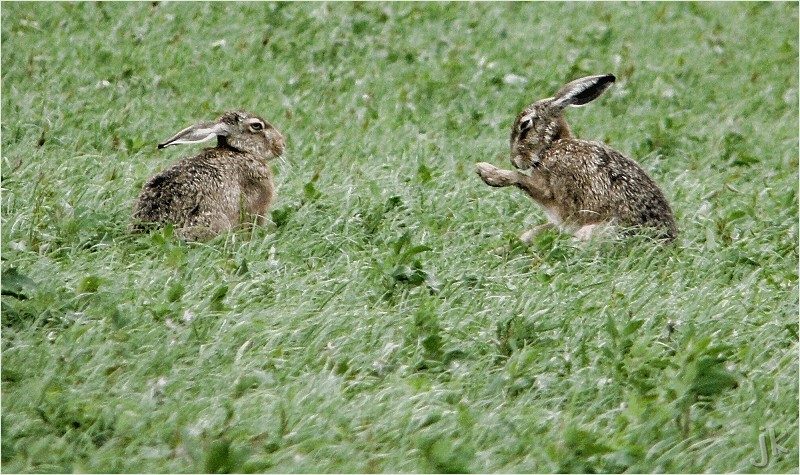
[132,110,285,241]
[476,74,677,242]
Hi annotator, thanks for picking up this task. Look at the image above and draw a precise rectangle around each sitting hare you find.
[132,110,285,241]
[476,74,677,242]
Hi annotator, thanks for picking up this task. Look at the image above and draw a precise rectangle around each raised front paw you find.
[476,162,517,187]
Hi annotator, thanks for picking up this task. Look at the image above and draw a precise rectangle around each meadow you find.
[1,2,798,473]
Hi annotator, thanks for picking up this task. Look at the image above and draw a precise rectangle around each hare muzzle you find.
[270,131,286,158]
[511,154,535,170]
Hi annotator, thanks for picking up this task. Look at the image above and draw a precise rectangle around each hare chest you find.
[239,174,274,224]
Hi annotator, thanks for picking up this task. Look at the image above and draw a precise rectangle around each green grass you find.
[2,2,798,473]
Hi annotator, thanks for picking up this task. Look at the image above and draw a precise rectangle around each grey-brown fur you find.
[476,74,677,242]
[132,110,285,241]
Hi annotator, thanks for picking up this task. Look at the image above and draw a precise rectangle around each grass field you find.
[2,2,798,473]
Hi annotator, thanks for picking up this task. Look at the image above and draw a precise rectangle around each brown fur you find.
[477,74,677,242]
[131,110,285,241]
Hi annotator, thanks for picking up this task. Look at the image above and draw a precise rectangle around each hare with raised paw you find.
[476,74,677,243]
[132,110,285,241]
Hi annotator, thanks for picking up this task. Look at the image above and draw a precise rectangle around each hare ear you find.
[550,74,616,109]
[157,121,231,149]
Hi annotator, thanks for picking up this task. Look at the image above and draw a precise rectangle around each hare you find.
[132,110,285,241]
[476,74,677,242]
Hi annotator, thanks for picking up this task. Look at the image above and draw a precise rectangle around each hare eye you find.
[250,122,263,131]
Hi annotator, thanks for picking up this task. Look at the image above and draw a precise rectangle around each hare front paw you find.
[476,162,517,187]
[520,223,558,244]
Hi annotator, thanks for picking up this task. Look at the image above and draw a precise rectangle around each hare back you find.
[541,139,676,237]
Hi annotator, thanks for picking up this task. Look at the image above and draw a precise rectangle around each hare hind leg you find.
[573,224,599,241]
[177,213,235,241]
[176,225,218,241]
[573,223,616,242]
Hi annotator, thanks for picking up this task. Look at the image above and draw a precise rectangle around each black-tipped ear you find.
[157,121,230,149]
[518,115,534,133]
[551,74,616,109]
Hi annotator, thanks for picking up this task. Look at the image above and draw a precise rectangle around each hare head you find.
[158,110,285,159]
[510,74,615,170]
